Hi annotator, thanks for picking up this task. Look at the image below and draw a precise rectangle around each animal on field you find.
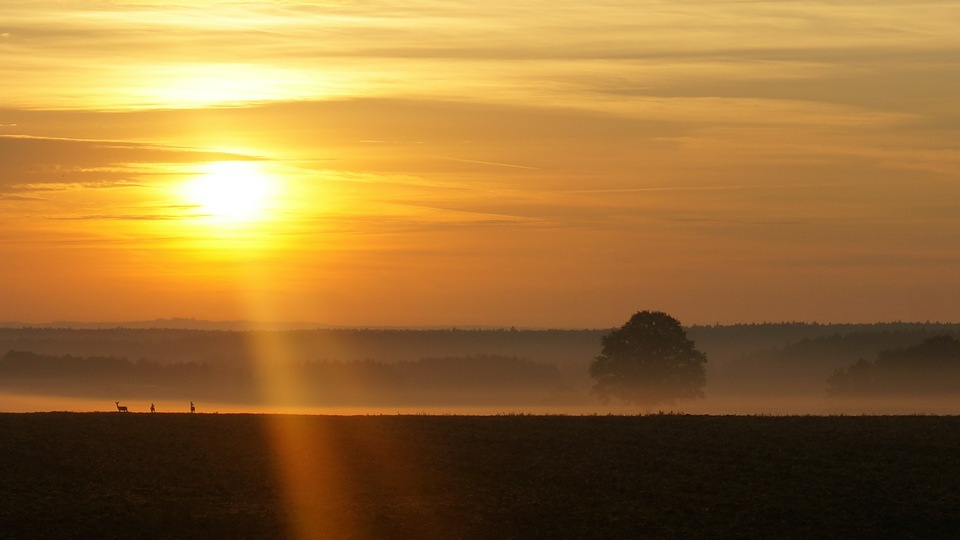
[190,401,195,413]
[115,401,128,413]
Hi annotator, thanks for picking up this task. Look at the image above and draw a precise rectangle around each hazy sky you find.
[1,0,958,327]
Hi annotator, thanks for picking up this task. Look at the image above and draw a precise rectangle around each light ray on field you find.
[265,415,359,539]
[234,260,439,538]
[243,329,451,536]
[237,277,358,538]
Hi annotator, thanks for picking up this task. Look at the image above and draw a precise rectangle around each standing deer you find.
[115,401,129,413]
[190,401,195,413]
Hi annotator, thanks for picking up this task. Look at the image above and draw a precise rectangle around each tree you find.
[828,335,960,396]
[589,311,707,406]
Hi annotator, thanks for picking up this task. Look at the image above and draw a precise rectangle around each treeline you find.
[829,335,960,396]
[4,323,957,369]
[709,325,960,395]
[0,351,569,406]
[0,327,606,367]
[4,323,960,408]
[688,322,960,365]
[0,351,253,402]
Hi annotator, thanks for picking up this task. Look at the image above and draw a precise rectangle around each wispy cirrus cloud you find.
[51,211,195,221]
[2,1,959,325]
[2,0,957,122]
[0,135,260,190]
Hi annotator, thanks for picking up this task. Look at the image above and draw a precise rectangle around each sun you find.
[183,161,275,224]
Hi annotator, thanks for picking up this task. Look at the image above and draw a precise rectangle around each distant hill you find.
[0,318,326,331]
[0,318,557,332]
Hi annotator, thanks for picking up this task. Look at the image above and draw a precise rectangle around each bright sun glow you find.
[183,161,275,224]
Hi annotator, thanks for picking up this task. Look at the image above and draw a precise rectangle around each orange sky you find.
[1,1,958,327]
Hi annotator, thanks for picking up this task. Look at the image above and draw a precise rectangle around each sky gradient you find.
[2,0,958,327]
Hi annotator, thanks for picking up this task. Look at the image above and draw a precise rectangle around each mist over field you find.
[2,321,959,415]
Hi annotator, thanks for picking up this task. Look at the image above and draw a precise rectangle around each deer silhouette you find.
[115,401,129,413]
[190,401,195,413]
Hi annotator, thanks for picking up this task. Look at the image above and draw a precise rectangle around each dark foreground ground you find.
[1,413,959,539]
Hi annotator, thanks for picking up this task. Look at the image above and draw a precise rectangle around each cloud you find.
[0,193,44,201]
[51,213,189,222]
[439,158,540,170]
[4,0,958,119]
[563,182,853,195]
[0,135,261,191]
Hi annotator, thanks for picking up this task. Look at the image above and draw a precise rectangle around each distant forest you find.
[0,351,568,406]
[1,323,959,409]
[828,335,960,396]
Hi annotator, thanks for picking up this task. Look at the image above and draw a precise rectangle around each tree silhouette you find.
[829,335,960,395]
[590,311,707,406]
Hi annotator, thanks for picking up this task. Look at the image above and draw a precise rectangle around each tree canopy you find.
[589,311,707,406]
[829,335,960,396]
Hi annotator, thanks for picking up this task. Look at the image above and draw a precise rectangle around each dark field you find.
[2,414,959,539]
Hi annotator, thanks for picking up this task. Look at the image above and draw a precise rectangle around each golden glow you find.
[3,1,960,328]
[182,161,276,224]
[129,64,323,110]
